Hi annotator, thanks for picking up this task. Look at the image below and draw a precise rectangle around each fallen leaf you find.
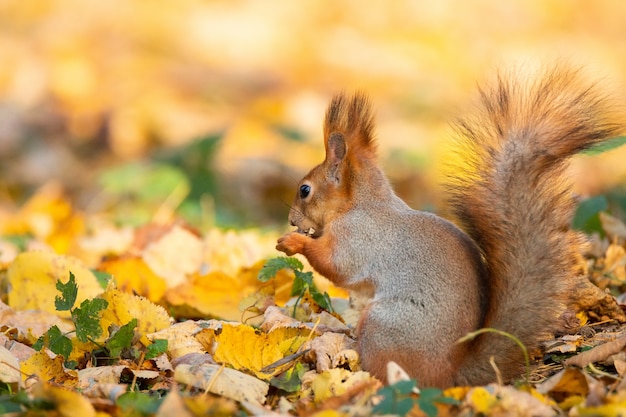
[212,323,309,380]
[174,363,269,405]
[306,368,376,403]
[147,320,221,359]
[142,224,204,288]
[165,260,294,322]
[156,388,195,417]
[7,251,103,318]
[0,345,20,384]
[99,285,172,346]
[303,332,357,373]
[0,300,74,344]
[99,255,167,302]
[20,351,74,386]
[564,334,626,368]
[32,381,96,417]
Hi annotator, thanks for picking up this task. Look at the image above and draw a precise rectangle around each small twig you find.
[458,327,530,382]
[130,351,146,392]
[203,364,225,396]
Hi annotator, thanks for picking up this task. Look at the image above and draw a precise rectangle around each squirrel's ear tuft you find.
[324,92,376,157]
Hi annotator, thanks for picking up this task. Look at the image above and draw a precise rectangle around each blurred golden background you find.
[1,0,626,228]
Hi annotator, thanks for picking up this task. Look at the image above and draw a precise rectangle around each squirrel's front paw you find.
[276,232,306,256]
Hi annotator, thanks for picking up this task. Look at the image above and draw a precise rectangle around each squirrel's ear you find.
[326,132,347,182]
[324,92,376,161]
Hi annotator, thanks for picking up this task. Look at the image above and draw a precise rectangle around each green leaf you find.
[581,136,626,156]
[116,392,163,415]
[33,325,73,358]
[572,195,608,235]
[269,362,306,392]
[72,298,108,343]
[258,257,303,282]
[106,318,137,358]
[291,270,313,296]
[310,287,334,312]
[372,380,420,416]
[55,272,78,311]
[92,270,113,289]
[145,339,168,359]
[417,398,438,417]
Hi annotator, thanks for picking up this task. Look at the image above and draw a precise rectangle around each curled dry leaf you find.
[303,332,357,373]
[564,333,626,368]
[174,363,269,405]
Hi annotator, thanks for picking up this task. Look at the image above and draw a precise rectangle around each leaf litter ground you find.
[1,191,626,416]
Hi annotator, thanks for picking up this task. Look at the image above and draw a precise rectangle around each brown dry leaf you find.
[78,365,127,385]
[174,363,269,405]
[303,332,358,373]
[0,300,73,344]
[0,333,35,363]
[147,320,221,359]
[7,251,103,318]
[545,335,584,354]
[99,285,172,345]
[564,334,626,368]
[142,224,204,288]
[99,255,167,302]
[600,212,626,240]
[602,243,626,281]
[0,345,20,384]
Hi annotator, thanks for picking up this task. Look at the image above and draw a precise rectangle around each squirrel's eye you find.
[299,184,311,199]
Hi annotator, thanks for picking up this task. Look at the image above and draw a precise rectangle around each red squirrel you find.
[276,64,624,387]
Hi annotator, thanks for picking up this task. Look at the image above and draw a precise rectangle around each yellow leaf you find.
[165,260,294,322]
[309,369,375,403]
[99,256,167,302]
[20,351,67,384]
[7,251,103,318]
[99,285,172,345]
[2,183,84,254]
[467,386,497,414]
[212,323,308,380]
[147,320,214,359]
[33,382,96,417]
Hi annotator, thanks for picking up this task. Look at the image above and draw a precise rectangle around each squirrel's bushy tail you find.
[445,63,624,384]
